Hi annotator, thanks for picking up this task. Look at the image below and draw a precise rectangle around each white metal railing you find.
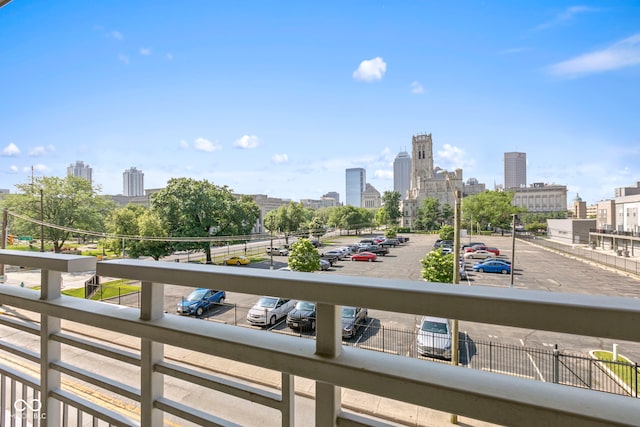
[0,249,639,426]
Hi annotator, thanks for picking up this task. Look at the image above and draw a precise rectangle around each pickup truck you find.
[358,245,389,256]
[266,247,289,256]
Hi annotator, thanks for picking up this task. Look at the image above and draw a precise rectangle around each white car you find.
[416,316,453,360]
[246,296,296,326]
[464,250,494,260]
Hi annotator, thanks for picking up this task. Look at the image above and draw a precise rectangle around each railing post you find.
[553,344,559,384]
[140,280,164,427]
[40,269,62,426]
[315,303,342,426]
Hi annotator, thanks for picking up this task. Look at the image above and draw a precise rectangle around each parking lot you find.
[111,232,640,385]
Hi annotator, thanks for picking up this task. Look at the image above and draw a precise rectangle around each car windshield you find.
[186,289,207,301]
[421,320,449,335]
[342,307,356,318]
[257,297,278,308]
[296,301,315,310]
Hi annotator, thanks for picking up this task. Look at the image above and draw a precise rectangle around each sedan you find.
[477,257,511,265]
[416,316,452,360]
[351,251,377,262]
[472,260,512,274]
[286,301,317,330]
[464,250,494,260]
[176,288,226,317]
[319,259,331,271]
[341,306,368,339]
[486,247,500,256]
[246,296,296,326]
[224,255,250,266]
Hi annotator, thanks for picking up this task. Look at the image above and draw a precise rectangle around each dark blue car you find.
[177,288,226,316]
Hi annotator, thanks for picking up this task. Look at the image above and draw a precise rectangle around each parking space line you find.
[520,338,546,382]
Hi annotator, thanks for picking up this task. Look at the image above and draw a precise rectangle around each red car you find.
[486,247,500,256]
[351,251,377,262]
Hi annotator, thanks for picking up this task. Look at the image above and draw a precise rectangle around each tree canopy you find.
[421,249,455,283]
[380,191,401,226]
[4,176,114,252]
[461,190,522,231]
[287,238,320,272]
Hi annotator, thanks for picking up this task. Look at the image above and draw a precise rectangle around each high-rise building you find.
[123,167,144,197]
[393,151,411,199]
[323,191,340,205]
[504,152,526,189]
[67,161,92,183]
[345,168,366,207]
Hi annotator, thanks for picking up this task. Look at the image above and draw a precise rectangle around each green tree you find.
[329,206,372,235]
[287,239,320,272]
[421,249,454,283]
[270,202,306,244]
[150,178,259,264]
[106,204,146,256]
[127,210,173,260]
[439,225,454,241]
[374,208,388,228]
[381,191,401,226]
[4,176,114,253]
[415,198,442,231]
[461,190,521,231]
[307,217,325,239]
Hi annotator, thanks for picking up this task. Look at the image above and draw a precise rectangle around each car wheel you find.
[311,320,316,330]
[195,307,204,317]
[269,315,277,326]
[236,261,241,266]
[501,269,508,274]
[368,258,373,262]
[478,268,484,273]
[219,297,225,305]
[351,258,355,261]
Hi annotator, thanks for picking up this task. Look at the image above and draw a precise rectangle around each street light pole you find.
[510,214,517,288]
[40,189,44,252]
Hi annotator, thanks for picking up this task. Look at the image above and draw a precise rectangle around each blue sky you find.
[1,1,639,206]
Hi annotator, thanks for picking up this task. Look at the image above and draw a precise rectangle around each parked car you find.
[477,257,511,265]
[459,268,468,280]
[309,239,322,248]
[379,238,400,247]
[341,306,368,339]
[396,236,409,243]
[266,247,289,256]
[472,260,512,274]
[286,301,317,330]
[486,247,500,256]
[176,288,226,317]
[351,251,377,262]
[416,316,453,360]
[433,239,453,249]
[461,242,485,251]
[321,249,343,264]
[319,259,331,271]
[359,239,374,245]
[464,250,494,260]
[246,296,296,326]
[358,244,389,256]
[439,246,453,255]
[224,255,250,266]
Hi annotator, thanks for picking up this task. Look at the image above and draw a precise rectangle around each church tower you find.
[410,133,434,192]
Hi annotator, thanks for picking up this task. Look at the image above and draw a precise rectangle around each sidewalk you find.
[1,269,495,427]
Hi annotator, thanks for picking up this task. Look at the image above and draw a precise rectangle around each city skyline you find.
[1,2,639,206]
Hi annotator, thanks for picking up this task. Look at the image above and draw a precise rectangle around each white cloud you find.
[140,48,151,56]
[374,169,393,179]
[2,143,20,157]
[179,139,189,149]
[548,33,640,77]
[28,145,55,157]
[536,6,598,31]
[352,57,387,82]
[194,138,222,152]
[109,30,124,40]
[233,135,260,149]
[410,81,424,94]
[118,54,129,64]
[272,154,288,164]
[435,144,466,167]
[167,53,173,60]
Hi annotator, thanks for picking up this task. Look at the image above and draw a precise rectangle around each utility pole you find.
[40,189,44,252]
[510,214,517,288]
[0,209,7,283]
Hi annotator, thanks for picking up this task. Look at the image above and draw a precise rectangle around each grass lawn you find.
[593,351,639,391]
[62,279,140,300]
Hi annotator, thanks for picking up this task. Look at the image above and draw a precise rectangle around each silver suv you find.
[266,247,289,256]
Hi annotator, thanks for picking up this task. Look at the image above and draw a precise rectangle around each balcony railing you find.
[0,249,639,426]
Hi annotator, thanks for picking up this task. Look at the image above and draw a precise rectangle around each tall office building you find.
[67,161,92,183]
[504,152,526,189]
[393,151,411,199]
[345,168,366,207]
[123,167,144,197]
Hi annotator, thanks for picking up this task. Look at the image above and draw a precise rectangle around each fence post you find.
[382,325,385,353]
[489,342,493,373]
[553,344,559,384]
[636,363,638,398]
